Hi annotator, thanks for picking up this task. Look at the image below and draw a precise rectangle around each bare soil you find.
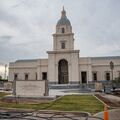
[95,94,120,108]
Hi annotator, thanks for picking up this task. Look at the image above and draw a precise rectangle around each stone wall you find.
[15,80,48,97]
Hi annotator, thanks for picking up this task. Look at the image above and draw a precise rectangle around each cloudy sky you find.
[0,0,120,77]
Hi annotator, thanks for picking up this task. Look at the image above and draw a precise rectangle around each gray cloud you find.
[0,0,120,66]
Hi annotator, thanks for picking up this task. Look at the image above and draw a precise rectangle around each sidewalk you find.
[49,88,94,96]
[94,108,120,120]
[101,94,120,102]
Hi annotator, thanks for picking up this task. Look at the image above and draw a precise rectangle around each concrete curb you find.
[94,108,120,116]
[93,94,110,107]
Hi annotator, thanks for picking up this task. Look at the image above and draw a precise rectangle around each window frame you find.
[105,72,110,81]
[61,42,65,49]
[61,27,65,33]
[24,73,29,80]
[14,73,18,80]
[42,72,47,80]
[92,72,97,81]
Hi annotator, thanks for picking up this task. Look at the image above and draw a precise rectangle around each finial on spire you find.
[61,6,66,18]
[63,6,65,11]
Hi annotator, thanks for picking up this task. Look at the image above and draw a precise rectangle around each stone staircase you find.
[79,84,92,92]
[49,83,92,93]
[49,84,80,89]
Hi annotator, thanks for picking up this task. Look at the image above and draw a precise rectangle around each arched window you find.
[61,28,65,33]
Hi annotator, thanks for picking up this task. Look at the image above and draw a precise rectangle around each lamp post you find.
[110,61,114,81]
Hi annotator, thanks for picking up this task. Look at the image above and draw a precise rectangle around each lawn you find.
[0,92,9,98]
[0,93,104,114]
[46,95,104,114]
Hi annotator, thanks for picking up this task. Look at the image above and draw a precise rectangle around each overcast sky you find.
[0,0,120,76]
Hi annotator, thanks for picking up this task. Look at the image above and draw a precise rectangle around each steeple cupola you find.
[53,7,74,50]
[56,7,72,34]
[57,7,71,26]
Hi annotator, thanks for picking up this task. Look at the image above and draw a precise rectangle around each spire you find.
[61,6,66,18]
[63,6,65,11]
[57,6,71,26]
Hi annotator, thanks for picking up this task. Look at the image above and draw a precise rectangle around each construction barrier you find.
[104,104,109,120]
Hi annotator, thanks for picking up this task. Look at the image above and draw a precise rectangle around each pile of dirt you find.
[111,90,120,97]
[95,94,120,108]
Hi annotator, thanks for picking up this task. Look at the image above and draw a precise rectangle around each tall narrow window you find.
[25,74,29,80]
[14,74,18,80]
[61,42,65,49]
[105,72,110,81]
[61,28,65,33]
[92,72,97,81]
[42,72,47,80]
[81,71,87,83]
[35,72,37,80]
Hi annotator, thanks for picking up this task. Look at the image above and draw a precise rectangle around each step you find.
[49,84,80,89]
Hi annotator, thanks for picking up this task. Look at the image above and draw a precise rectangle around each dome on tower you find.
[57,7,71,26]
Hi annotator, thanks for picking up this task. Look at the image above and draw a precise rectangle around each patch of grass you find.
[0,102,50,110]
[0,94,104,114]
[46,95,104,114]
[0,92,9,98]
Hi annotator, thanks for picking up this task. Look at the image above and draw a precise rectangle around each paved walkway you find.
[0,110,103,120]
[94,108,120,120]
[49,88,93,96]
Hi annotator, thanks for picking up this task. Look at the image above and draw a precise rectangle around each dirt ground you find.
[95,93,120,108]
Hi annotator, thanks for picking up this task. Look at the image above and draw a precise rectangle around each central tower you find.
[53,7,74,51]
[47,7,80,84]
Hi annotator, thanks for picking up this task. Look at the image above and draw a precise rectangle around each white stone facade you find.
[9,8,120,85]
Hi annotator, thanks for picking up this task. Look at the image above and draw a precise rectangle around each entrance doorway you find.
[58,59,69,84]
[81,71,87,83]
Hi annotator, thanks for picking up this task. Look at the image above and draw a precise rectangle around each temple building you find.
[9,8,120,85]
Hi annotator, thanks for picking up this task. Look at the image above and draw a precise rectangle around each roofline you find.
[15,58,48,62]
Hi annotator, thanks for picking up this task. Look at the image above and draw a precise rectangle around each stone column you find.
[44,80,49,96]
[55,63,58,84]
[68,63,71,84]
[37,60,41,80]
[88,58,92,82]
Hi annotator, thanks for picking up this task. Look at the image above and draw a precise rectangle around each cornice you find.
[47,50,79,54]
[53,33,74,37]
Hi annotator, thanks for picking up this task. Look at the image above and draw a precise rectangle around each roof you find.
[91,56,120,60]
[15,59,38,62]
[57,7,71,26]
[15,58,48,63]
